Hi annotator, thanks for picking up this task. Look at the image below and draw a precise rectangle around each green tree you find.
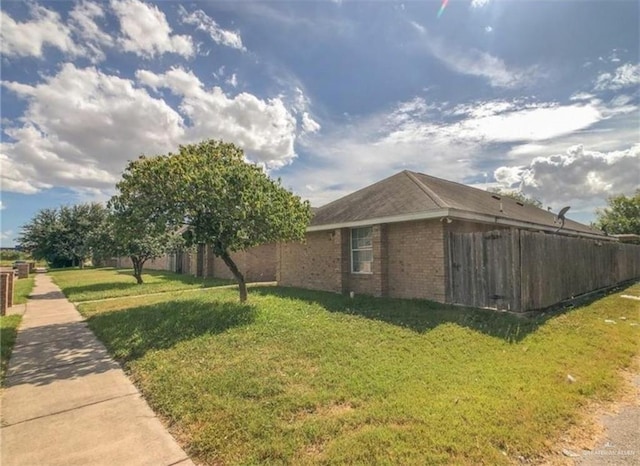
[18,203,108,267]
[489,188,543,208]
[595,190,640,236]
[102,205,183,284]
[113,139,312,301]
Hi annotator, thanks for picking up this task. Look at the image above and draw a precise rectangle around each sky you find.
[1,0,639,247]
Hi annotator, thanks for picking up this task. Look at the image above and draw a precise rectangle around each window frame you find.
[350,226,373,274]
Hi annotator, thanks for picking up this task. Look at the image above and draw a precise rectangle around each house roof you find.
[310,170,607,238]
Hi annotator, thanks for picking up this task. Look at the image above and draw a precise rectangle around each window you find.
[351,227,373,273]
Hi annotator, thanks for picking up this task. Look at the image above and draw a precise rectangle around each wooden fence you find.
[447,229,640,312]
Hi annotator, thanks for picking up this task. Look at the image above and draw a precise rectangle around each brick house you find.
[277,170,620,308]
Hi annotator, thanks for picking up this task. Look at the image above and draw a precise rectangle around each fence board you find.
[448,229,640,312]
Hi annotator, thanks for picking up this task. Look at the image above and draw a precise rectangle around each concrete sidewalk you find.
[1,274,194,466]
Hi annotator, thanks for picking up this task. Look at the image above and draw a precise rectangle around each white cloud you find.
[594,63,640,91]
[471,0,491,8]
[111,0,194,58]
[1,63,305,195]
[137,67,297,167]
[68,1,113,62]
[178,6,245,51]
[570,92,596,101]
[451,103,603,143]
[495,144,640,207]
[301,113,321,133]
[411,22,537,88]
[0,230,15,246]
[0,5,81,58]
[226,73,238,88]
[1,63,185,194]
[0,200,5,210]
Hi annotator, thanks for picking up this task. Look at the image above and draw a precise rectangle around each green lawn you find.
[49,268,232,302]
[74,279,640,465]
[1,315,22,383]
[0,277,33,383]
[14,277,35,304]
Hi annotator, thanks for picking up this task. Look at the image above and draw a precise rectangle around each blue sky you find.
[1,0,638,246]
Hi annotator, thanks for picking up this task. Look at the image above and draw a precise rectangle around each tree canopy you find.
[18,203,108,268]
[105,198,184,285]
[114,139,312,300]
[594,190,640,236]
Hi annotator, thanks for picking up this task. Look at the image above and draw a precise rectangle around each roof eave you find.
[307,208,611,241]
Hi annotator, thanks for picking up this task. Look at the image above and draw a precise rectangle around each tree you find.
[18,203,108,267]
[106,201,184,285]
[489,188,543,208]
[594,190,640,236]
[113,139,312,301]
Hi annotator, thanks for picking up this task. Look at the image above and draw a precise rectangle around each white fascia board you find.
[306,209,450,231]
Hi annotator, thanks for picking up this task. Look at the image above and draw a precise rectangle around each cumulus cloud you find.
[1,64,184,194]
[111,0,194,58]
[494,144,640,207]
[594,63,640,91]
[1,63,303,195]
[68,1,113,62]
[137,67,297,167]
[178,6,245,51]
[0,5,81,58]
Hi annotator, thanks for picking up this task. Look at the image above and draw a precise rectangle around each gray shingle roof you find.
[310,170,605,237]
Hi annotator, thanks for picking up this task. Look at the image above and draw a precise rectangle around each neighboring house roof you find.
[309,170,608,239]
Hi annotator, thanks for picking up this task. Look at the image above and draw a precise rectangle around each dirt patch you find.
[290,401,355,423]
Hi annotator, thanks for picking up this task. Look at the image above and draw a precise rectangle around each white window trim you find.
[351,226,373,274]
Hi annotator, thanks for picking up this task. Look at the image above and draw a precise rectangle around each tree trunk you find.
[131,256,146,284]
[220,251,248,302]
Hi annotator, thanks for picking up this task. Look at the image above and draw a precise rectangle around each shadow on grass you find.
[59,270,232,300]
[86,299,256,363]
[250,286,567,343]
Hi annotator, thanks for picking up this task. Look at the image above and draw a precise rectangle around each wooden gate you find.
[448,229,520,311]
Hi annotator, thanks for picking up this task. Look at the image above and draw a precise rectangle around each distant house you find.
[277,170,640,312]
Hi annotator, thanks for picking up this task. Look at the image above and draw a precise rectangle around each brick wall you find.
[209,243,276,282]
[279,220,449,302]
[386,220,446,301]
[277,231,343,293]
[342,225,387,297]
[145,255,171,271]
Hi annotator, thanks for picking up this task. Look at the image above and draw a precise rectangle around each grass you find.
[49,267,232,302]
[1,315,22,383]
[14,277,35,304]
[74,279,640,465]
[0,277,33,383]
